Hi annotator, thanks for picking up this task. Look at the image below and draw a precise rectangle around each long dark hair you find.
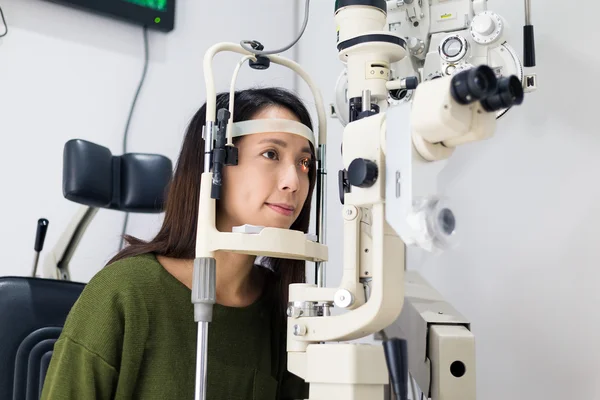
[108,87,316,320]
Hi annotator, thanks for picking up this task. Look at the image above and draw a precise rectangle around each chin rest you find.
[0,277,85,400]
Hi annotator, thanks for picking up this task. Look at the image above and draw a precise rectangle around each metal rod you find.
[192,258,216,400]
[525,0,532,25]
[316,144,327,287]
[362,90,372,112]
[316,264,326,287]
[31,253,40,277]
[195,321,209,400]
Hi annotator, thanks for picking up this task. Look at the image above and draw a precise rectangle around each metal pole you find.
[316,144,327,287]
[194,321,209,400]
[31,253,40,277]
[192,257,216,400]
[525,0,532,25]
[362,90,372,112]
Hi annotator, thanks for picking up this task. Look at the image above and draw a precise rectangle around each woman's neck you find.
[214,250,261,306]
[156,251,263,307]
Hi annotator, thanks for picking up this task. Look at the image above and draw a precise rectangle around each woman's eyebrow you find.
[257,138,312,155]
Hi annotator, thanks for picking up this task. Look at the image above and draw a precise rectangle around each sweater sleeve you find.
[40,335,118,400]
[40,260,150,400]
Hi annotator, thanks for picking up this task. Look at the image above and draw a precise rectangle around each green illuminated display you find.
[123,0,167,12]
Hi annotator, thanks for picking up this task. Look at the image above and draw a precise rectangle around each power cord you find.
[240,0,310,56]
[118,25,150,251]
[0,6,8,38]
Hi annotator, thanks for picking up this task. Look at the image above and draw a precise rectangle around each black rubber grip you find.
[524,25,536,67]
[34,218,49,252]
[406,76,419,90]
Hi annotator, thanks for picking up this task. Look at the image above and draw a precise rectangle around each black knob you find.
[249,56,271,70]
[348,158,378,188]
[405,76,419,90]
[35,218,49,252]
[524,25,536,67]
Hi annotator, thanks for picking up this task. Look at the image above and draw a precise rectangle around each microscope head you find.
[410,64,523,159]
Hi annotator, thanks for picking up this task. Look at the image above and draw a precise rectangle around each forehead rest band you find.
[231,118,315,146]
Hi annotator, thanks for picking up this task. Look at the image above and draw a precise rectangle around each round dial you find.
[439,35,468,63]
[348,158,378,188]
[470,11,504,45]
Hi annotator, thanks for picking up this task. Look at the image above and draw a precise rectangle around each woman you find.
[41,87,316,400]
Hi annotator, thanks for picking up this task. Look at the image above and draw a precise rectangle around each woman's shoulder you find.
[62,254,166,333]
[76,253,166,307]
[91,252,164,287]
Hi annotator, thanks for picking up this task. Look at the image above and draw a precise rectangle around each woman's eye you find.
[299,158,312,173]
[262,150,278,160]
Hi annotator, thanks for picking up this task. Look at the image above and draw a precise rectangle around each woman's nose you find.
[279,163,300,192]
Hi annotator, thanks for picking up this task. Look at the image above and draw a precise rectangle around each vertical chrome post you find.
[31,253,40,277]
[362,90,372,112]
[192,258,216,400]
[195,321,209,400]
[525,0,532,25]
[316,144,327,287]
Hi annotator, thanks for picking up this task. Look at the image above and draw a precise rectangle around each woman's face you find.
[217,106,313,232]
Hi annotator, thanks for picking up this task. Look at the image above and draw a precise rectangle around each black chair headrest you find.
[62,139,173,213]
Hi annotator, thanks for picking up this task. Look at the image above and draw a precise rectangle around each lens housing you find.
[438,208,456,236]
[480,75,524,112]
[450,65,498,105]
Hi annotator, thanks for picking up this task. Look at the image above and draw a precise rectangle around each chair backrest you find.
[63,138,173,213]
[43,139,174,280]
[1,139,173,399]
[0,277,85,400]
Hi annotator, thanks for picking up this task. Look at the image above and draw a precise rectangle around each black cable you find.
[0,6,8,38]
[240,0,310,55]
[118,25,150,251]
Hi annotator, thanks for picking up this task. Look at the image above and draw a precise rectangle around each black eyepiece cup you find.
[450,65,498,105]
[480,75,524,112]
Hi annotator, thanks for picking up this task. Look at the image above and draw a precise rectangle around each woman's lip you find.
[266,204,294,216]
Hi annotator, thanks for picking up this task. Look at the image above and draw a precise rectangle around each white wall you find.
[3,0,600,398]
[296,1,600,400]
[0,0,296,282]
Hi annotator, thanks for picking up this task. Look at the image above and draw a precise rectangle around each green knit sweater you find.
[40,253,308,400]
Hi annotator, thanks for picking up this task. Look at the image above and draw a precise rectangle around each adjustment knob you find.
[472,14,495,36]
[348,158,378,188]
[470,11,504,45]
[406,37,425,56]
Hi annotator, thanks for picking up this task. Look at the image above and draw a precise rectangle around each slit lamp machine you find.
[182,0,535,399]
[38,0,538,398]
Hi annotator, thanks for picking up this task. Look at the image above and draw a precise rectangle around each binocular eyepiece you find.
[450,65,524,112]
[480,75,524,112]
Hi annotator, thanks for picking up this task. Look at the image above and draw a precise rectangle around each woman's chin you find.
[258,221,291,230]
[251,210,295,229]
